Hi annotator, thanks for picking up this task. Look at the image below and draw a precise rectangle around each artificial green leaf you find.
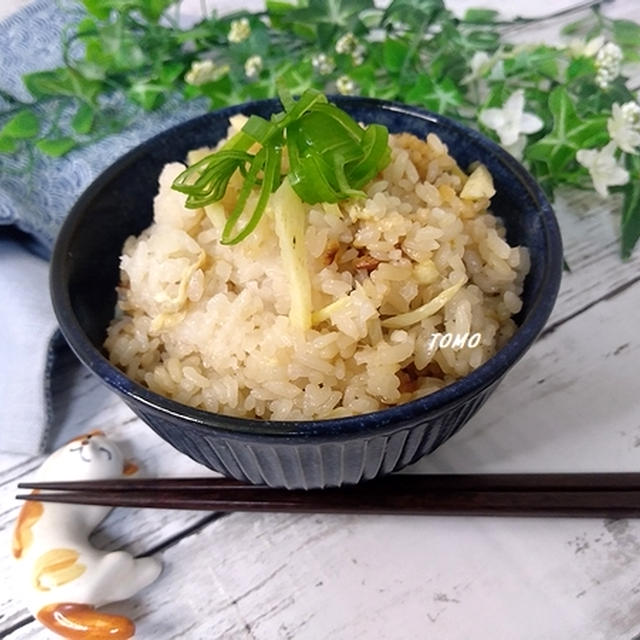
[198,75,239,109]
[507,46,559,80]
[566,57,596,81]
[527,87,608,173]
[612,19,640,46]
[81,0,111,19]
[73,58,107,81]
[71,103,95,134]
[383,0,445,26]
[159,61,185,85]
[359,7,384,28]
[621,154,640,259]
[560,16,591,36]
[24,68,102,103]
[405,75,462,114]
[272,0,369,42]
[76,17,98,37]
[482,82,508,108]
[0,110,39,139]
[463,8,498,23]
[95,23,148,71]
[139,0,174,21]
[127,82,165,110]
[0,136,17,153]
[36,137,77,156]
[281,20,316,42]
[621,45,640,63]
[266,0,302,13]
[382,38,409,73]
[465,29,500,50]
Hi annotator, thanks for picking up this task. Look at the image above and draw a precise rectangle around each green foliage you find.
[0,110,39,139]
[36,137,77,156]
[527,87,608,173]
[71,103,95,134]
[1,0,640,257]
[621,154,640,259]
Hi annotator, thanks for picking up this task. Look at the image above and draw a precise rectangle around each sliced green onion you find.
[242,114,277,144]
[345,124,390,187]
[171,85,392,243]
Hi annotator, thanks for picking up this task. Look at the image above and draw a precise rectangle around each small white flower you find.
[607,102,640,154]
[595,42,622,89]
[352,43,366,66]
[336,32,358,55]
[622,101,640,125]
[228,17,250,44]
[336,75,357,96]
[244,55,263,79]
[567,35,605,58]
[576,142,629,197]
[462,51,491,84]
[185,60,223,86]
[311,53,335,76]
[479,89,544,147]
[504,135,527,161]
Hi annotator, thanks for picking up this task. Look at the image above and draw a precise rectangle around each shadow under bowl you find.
[50,97,563,489]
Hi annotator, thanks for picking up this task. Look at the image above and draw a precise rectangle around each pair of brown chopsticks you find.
[16,473,640,518]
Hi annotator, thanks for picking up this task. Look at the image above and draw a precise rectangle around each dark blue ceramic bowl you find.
[50,97,562,489]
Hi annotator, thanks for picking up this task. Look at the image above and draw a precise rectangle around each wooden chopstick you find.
[15,473,640,518]
[18,472,640,493]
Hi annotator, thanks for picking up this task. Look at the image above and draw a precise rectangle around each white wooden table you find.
[2,1,640,638]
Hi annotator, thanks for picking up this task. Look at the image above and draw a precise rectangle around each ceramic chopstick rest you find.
[12,431,162,639]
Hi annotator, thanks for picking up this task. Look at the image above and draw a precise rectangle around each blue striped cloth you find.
[0,0,208,453]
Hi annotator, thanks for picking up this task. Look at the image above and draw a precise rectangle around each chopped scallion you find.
[171,87,391,244]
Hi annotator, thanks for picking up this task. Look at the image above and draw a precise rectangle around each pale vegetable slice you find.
[187,147,214,166]
[311,295,350,325]
[229,113,249,133]
[203,202,226,230]
[322,202,342,218]
[381,277,467,329]
[272,178,312,331]
[151,249,206,332]
[460,164,495,200]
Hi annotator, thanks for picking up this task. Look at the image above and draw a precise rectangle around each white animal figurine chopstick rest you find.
[12,431,162,639]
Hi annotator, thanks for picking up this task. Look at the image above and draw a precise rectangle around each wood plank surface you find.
[3,272,639,640]
[2,0,640,638]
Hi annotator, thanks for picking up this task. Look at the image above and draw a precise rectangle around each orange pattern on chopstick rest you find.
[12,490,43,558]
[37,602,135,639]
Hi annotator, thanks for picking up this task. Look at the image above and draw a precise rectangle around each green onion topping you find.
[171,87,391,244]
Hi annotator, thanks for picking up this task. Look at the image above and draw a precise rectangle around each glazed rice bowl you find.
[51,97,562,488]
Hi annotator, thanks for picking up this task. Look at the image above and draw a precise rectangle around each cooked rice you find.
[104,126,529,420]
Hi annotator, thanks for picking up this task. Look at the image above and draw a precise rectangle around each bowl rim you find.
[50,95,563,442]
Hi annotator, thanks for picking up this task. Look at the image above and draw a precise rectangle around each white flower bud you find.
[311,53,335,75]
[228,17,251,44]
[336,75,357,96]
[352,44,366,66]
[621,101,640,127]
[185,60,220,86]
[244,55,263,79]
[595,42,623,89]
[336,32,357,55]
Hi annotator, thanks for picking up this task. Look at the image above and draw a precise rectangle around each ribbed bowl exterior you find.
[128,382,497,488]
